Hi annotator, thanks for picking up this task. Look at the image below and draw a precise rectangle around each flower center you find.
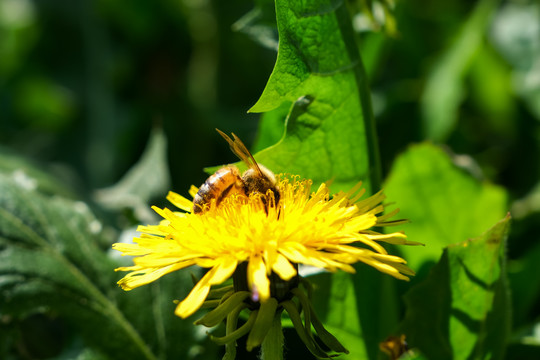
[233,261,299,309]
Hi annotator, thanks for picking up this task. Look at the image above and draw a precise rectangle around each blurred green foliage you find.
[1,0,540,359]
[0,0,276,192]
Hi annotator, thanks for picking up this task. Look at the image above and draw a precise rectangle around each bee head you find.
[242,165,280,205]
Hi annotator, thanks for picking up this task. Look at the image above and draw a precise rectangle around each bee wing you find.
[216,129,263,175]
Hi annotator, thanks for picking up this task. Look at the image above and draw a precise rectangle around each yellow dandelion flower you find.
[113,175,419,319]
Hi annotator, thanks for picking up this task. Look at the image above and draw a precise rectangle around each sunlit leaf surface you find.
[250,0,379,195]
[383,143,507,272]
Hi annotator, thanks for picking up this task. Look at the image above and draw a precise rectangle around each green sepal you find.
[246,297,279,351]
[292,288,349,354]
[260,312,285,360]
[211,309,257,346]
[207,285,234,300]
[195,291,250,327]
[281,300,329,359]
[222,303,247,360]
[200,300,221,309]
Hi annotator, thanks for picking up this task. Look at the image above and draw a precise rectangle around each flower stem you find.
[260,311,284,360]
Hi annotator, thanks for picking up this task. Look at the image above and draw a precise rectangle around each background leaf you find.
[507,239,540,326]
[505,320,540,359]
[0,160,216,360]
[398,215,511,360]
[490,2,540,121]
[0,147,76,198]
[2,0,539,359]
[308,272,369,359]
[0,172,153,359]
[383,143,508,274]
[94,128,171,223]
[420,0,499,141]
[232,0,278,51]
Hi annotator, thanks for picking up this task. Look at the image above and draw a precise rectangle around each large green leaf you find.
[250,0,380,195]
[0,172,150,359]
[247,1,401,359]
[252,101,290,153]
[383,143,507,273]
[0,170,214,359]
[398,215,511,360]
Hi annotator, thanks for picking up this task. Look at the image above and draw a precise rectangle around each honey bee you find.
[379,334,409,360]
[193,129,280,214]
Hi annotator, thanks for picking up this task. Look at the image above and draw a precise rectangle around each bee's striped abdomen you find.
[193,166,245,214]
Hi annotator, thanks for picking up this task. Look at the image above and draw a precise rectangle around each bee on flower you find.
[113,129,421,358]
